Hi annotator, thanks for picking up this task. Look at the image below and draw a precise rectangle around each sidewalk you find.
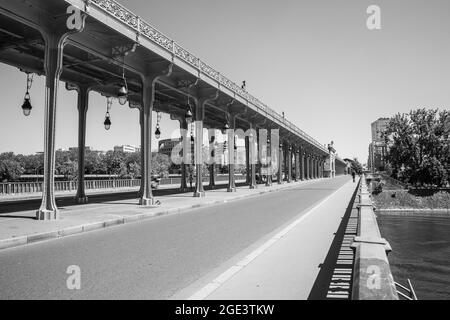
[0,178,322,251]
[0,179,244,202]
[182,179,357,300]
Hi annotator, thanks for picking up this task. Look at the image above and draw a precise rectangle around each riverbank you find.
[372,190,450,214]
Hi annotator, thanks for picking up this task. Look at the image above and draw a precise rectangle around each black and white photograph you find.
[0,0,449,311]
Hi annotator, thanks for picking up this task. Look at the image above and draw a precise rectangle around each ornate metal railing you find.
[88,0,328,153]
[0,175,247,196]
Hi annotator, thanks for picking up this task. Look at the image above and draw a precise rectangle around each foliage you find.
[0,150,170,181]
[0,159,24,182]
[58,160,78,181]
[384,109,450,187]
[151,153,171,178]
[351,158,363,175]
[372,189,450,209]
[371,181,383,195]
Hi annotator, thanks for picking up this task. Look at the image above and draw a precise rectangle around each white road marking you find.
[187,180,352,300]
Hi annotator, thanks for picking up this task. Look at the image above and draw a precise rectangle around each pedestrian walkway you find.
[0,179,245,202]
[180,178,358,300]
[0,178,323,251]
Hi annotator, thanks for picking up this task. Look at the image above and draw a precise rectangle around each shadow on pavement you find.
[0,182,249,216]
[307,181,359,300]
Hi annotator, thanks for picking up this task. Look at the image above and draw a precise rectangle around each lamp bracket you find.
[111,43,139,60]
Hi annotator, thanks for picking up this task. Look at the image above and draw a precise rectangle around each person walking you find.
[351,169,356,183]
[189,173,193,189]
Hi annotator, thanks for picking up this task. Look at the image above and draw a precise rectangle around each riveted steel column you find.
[245,135,250,185]
[179,118,189,192]
[193,100,205,197]
[287,145,292,183]
[294,148,299,182]
[208,130,216,189]
[306,154,310,180]
[278,142,283,184]
[37,33,72,220]
[227,115,236,192]
[138,108,145,196]
[75,85,90,204]
[248,125,257,189]
[312,156,316,179]
[139,75,158,206]
[265,131,272,186]
[301,150,305,181]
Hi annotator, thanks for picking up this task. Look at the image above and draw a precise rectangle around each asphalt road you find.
[0,176,349,299]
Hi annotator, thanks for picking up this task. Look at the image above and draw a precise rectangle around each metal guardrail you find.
[351,174,399,300]
[84,0,329,153]
[0,175,246,195]
[395,280,418,300]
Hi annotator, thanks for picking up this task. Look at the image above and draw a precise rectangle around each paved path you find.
[0,176,353,299]
[196,179,357,300]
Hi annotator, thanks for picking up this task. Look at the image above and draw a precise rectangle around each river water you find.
[377,215,450,300]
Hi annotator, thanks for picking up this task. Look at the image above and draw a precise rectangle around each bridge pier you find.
[193,101,205,197]
[140,75,161,205]
[306,154,310,180]
[287,145,292,183]
[265,130,273,187]
[226,106,244,192]
[312,156,316,179]
[248,124,257,189]
[300,150,305,181]
[171,114,189,192]
[37,25,85,220]
[277,142,283,184]
[208,130,216,189]
[69,83,91,204]
[314,157,318,179]
[245,135,250,185]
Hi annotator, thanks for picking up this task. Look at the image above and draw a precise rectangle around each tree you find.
[151,153,171,177]
[85,151,106,174]
[0,159,24,182]
[385,109,449,187]
[351,158,363,175]
[103,150,126,175]
[58,160,78,181]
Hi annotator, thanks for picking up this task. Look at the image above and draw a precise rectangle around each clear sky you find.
[1,0,450,164]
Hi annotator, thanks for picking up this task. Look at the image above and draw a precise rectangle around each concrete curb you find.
[0,179,322,251]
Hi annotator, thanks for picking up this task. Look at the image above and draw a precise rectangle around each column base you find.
[75,196,88,204]
[36,209,59,221]
[180,187,189,193]
[139,197,159,206]
[249,184,257,189]
[227,187,236,192]
[194,191,205,198]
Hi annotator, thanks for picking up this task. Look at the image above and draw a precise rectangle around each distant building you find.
[371,118,389,142]
[158,139,181,157]
[114,145,141,153]
[369,118,390,172]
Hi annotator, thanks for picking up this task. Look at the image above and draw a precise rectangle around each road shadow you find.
[307,181,359,300]
[0,215,36,220]
[0,182,248,216]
